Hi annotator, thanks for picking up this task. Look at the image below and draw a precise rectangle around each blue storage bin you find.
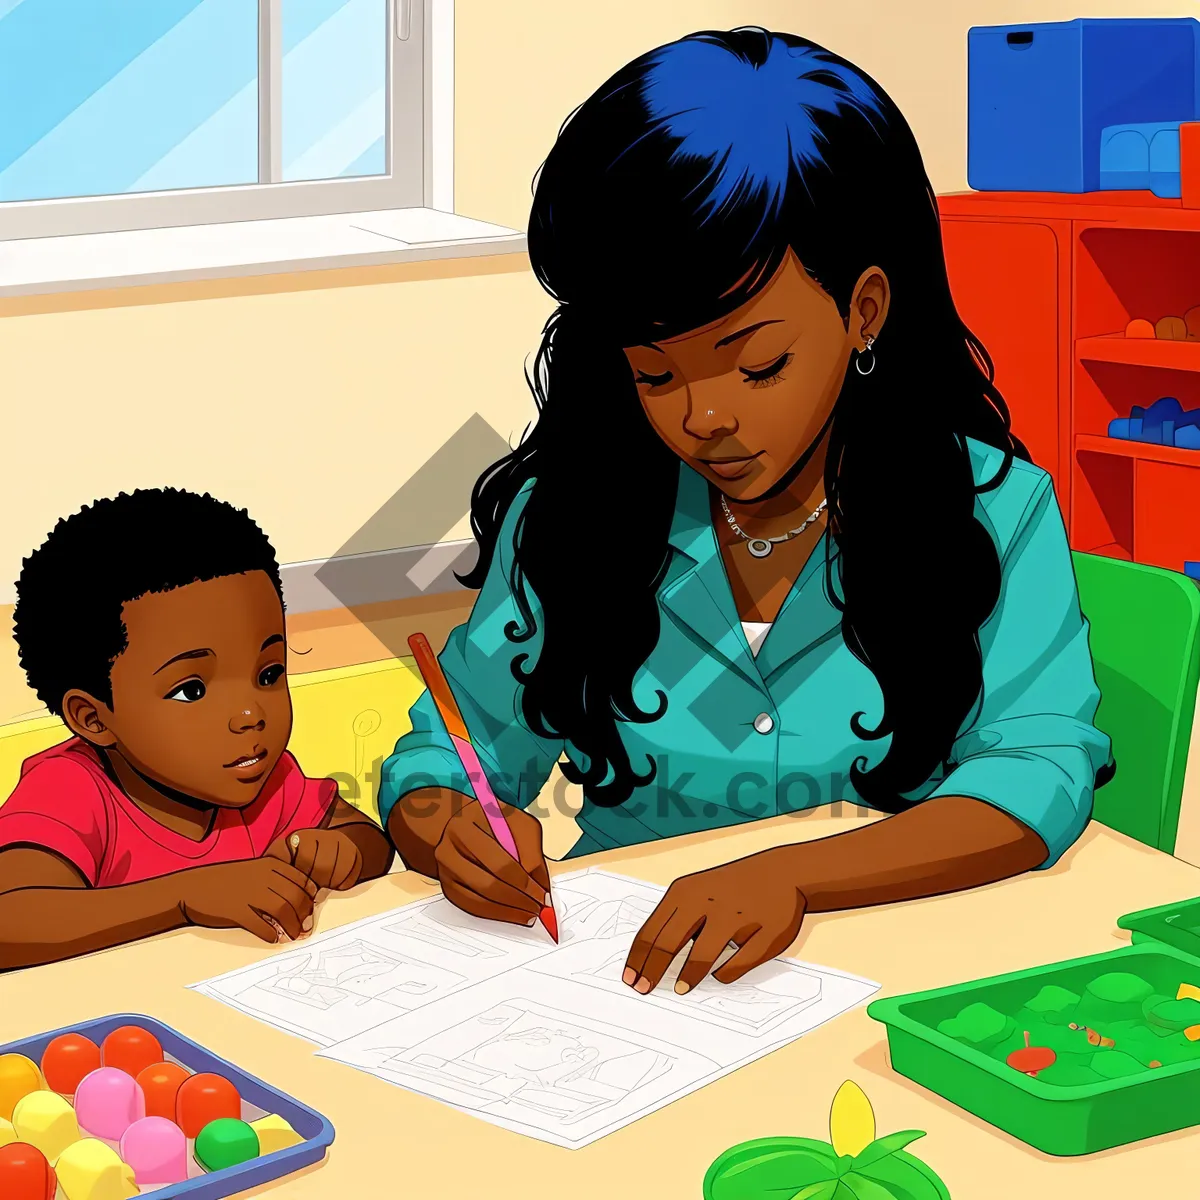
[1100,122,1182,196]
[969,18,1200,192]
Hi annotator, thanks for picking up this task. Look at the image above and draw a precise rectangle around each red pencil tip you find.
[540,905,559,943]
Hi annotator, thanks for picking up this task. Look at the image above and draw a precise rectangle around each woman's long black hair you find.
[458,28,1029,812]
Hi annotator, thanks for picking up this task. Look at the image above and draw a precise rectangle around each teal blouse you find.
[379,440,1111,867]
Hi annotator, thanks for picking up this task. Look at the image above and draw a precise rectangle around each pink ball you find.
[120,1116,188,1186]
[73,1066,146,1140]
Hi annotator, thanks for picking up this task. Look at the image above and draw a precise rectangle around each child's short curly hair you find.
[14,489,284,716]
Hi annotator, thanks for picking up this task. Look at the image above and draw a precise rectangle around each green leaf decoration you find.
[703,1095,948,1200]
[852,1131,927,1170]
[790,1183,840,1200]
[703,1138,840,1200]
[856,1151,952,1200]
[840,1173,906,1200]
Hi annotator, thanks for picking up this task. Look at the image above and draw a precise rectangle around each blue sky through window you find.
[0,0,386,202]
[283,0,386,182]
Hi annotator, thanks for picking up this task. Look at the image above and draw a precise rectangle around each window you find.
[0,0,428,240]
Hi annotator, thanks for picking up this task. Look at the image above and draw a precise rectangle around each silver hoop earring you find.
[855,336,876,377]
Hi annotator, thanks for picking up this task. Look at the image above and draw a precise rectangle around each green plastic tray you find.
[1117,895,1200,958]
[867,944,1200,1156]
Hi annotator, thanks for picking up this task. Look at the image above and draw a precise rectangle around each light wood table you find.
[3,810,1200,1198]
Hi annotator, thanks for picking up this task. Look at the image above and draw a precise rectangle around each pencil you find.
[407,632,559,942]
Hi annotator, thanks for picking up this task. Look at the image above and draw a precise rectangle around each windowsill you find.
[0,208,526,298]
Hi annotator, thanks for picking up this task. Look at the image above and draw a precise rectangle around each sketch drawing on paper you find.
[244,939,466,1013]
[370,1000,680,1128]
[380,912,508,961]
[197,871,882,1146]
[530,940,824,1036]
[582,948,821,1034]
[564,895,658,942]
[382,884,601,957]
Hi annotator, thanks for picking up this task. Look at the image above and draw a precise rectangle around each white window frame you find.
[0,0,439,241]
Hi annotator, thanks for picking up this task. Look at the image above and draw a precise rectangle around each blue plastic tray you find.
[1,1013,334,1199]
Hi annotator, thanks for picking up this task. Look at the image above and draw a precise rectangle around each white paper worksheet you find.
[191,869,880,1148]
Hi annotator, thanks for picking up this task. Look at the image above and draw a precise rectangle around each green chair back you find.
[1073,552,1200,853]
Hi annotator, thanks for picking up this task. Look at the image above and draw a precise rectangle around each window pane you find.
[0,0,258,202]
[282,0,386,183]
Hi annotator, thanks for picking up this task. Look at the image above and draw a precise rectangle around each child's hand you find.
[177,858,319,943]
[267,828,364,892]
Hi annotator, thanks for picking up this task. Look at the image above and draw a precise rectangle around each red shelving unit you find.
[939,190,1200,574]
[1075,433,1200,468]
[1077,336,1200,372]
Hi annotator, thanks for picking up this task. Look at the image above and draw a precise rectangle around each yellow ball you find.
[250,1113,304,1155]
[55,1139,138,1200]
[12,1088,80,1163]
[0,1053,43,1121]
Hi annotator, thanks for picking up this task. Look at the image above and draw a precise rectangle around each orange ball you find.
[39,1034,101,1096]
[1156,315,1188,340]
[1185,306,1200,340]
[0,1142,56,1200]
[176,1073,240,1138]
[136,1061,191,1122]
[101,1026,163,1079]
[1125,318,1156,338]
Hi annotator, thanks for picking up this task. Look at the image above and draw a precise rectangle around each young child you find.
[0,488,393,970]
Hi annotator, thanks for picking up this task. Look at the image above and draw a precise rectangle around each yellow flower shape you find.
[829,1080,876,1158]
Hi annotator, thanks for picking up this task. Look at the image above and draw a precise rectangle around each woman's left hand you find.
[622,850,807,994]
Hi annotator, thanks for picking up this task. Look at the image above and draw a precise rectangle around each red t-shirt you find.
[0,738,337,888]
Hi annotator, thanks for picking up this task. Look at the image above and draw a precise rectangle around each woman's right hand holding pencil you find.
[388,787,552,926]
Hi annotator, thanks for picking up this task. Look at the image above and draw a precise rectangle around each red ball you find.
[40,1033,101,1095]
[101,1025,163,1079]
[136,1060,191,1122]
[0,1142,57,1200]
[176,1072,241,1138]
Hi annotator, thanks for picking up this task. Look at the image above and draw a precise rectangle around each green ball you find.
[195,1117,261,1172]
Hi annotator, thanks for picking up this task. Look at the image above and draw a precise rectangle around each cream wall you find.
[0,0,1195,722]
[454,0,1200,229]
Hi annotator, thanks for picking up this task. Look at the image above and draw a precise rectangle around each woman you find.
[382,28,1111,995]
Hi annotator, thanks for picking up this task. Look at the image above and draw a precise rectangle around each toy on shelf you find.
[1123,309,1200,341]
[1125,318,1156,339]
[703,1080,950,1200]
[1101,121,1184,197]
[1108,397,1200,449]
